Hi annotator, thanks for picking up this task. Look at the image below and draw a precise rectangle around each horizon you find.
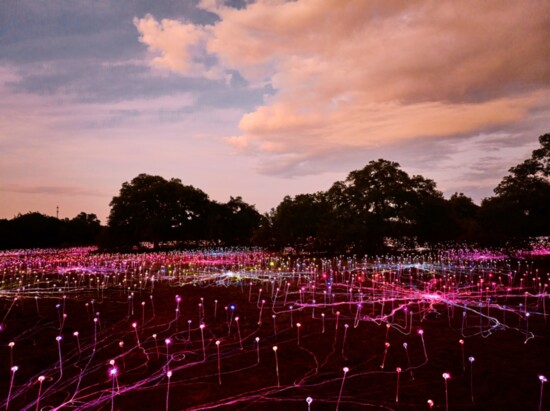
[1,1,549,224]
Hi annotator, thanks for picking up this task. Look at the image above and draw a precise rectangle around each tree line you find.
[2,133,548,252]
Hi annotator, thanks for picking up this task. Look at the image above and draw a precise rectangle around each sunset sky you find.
[1,0,549,224]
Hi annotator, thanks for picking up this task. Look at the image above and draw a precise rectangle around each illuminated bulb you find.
[38,375,45,382]
[540,375,548,383]
[343,367,349,373]
[442,372,450,380]
[469,356,475,363]
[132,322,137,328]
[273,346,278,352]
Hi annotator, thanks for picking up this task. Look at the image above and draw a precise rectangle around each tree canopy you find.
[106,174,261,248]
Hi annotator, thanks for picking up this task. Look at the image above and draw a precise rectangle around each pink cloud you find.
[135,0,550,173]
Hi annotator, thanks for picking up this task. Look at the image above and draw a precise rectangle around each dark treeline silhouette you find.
[0,212,101,249]
[2,133,548,252]
[103,174,262,249]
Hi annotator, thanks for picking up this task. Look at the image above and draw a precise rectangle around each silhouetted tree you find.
[221,196,262,245]
[270,193,331,249]
[325,159,445,251]
[446,192,480,241]
[480,133,550,241]
[67,212,102,245]
[108,174,211,248]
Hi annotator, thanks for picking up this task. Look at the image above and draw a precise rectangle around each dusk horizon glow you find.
[1,0,549,224]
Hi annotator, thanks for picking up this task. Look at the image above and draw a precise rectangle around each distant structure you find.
[56,206,59,219]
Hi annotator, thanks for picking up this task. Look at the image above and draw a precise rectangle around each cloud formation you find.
[134,0,550,175]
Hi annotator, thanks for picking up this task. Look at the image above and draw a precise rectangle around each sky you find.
[1,0,549,224]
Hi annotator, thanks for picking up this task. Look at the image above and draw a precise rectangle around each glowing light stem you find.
[93,317,99,348]
[296,323,301,346]
[380,342,390,369]
[165,371,172,411]
[306,397,313,411]
[35,376,45,411]
[235,317,243,350]
[459,339,465,371]
[353,304,361,328]
[539,375,547,411]
[255,337,260,364]
[8,342,14,368]
[200,323,206,361]
[395,367,402,403]
[216,340,221,385]
[165,338,171,369]
[283,282,290,306]
[153,334,159,358]
[403,342,414,380]
[384,323,390,345]
[321,313,326,333]
[419,329,428,361]
[6,365,18,411]
[273,346,280,387]
[132,322,140,348]
[258,300,265,325]
[341,324,349,356]
[56,336,63,378]
[73,331,81,356]
[272,314,277,335]
[442,373,451,411]
[335,367,349,411]
[469,357,475,405]
[272,288,279,310]
[109,367,118,411]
